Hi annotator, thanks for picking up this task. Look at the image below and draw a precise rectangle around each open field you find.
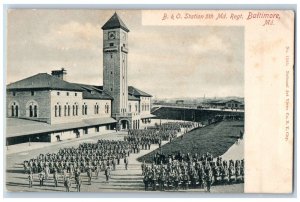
[138,120,244,163]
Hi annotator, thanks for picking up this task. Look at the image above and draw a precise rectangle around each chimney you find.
[51,68,67,80]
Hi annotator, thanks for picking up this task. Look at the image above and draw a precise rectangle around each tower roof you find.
[101,12,130,32]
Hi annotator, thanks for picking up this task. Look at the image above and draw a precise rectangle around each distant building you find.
[6,13,154,145]
[203,99,244,110]
[176,100,184,105]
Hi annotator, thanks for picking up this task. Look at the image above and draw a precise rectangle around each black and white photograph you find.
[8,8,295,194]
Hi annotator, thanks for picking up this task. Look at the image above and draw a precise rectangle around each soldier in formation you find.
[23,140,133,191]
[141,152,244,192]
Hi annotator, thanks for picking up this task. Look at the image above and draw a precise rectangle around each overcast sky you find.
[7,10,244,99]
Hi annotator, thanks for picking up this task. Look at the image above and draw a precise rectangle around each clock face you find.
[108,31,116,39]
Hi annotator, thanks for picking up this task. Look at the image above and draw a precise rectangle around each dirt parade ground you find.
[6,121,244,193]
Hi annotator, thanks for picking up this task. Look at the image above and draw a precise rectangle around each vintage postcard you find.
[4,9,294,194]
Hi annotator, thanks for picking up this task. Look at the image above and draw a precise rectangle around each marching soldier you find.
[159,170,166,191]
[141,161,146,175]
[105,166,111,182]
[38,172,45,187]
[112,157,116,171]
[182,171,189,190]
[28,171,33,188]
[152,171,157,191]
[64,177,71,192]
[173,172,180,191]
[87,166,92,185]
[124,156,129,170]
[53,168,58,187]
[206,167,213,192]
[143,173,149,191]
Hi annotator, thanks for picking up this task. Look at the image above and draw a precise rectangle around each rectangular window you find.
[31,91,35,96]
[75,93,77,96]
[95,126,99,132]
[66,92,69,96]
[57,92,60,96]
[109,43,114,47]
[13,92,16,96]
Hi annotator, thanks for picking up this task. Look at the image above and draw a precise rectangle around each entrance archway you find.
[120,119,130,130]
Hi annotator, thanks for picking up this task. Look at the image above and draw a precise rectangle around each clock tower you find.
[102,13,130,116]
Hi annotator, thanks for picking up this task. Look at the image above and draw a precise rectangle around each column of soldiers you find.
[125,121,198,151]
[23,140,132,192]
[141,152,244,192]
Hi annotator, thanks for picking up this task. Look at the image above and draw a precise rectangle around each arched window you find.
[29,105,33,117]
[75,104,78,116]
[94,103,99,114]
[34,105,37,117]
[68,105,70,116]
[11,105,14,117]
[15,105,19,117]
[82,103,87,115]
[58,105,61,117]
[26,100,38,118]
[105,103,109,114]
[55,105,58,117]
[64,105,67,116]
[10,101,19,117]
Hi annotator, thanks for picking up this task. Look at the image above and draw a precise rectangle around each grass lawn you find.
[137,120,244,163]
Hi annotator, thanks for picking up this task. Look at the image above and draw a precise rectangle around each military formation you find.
[125,121,197,150]
[20,121,244,192]
[23,140,131,192]
[141,152,244,192]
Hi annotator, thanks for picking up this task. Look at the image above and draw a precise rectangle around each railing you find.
[103,46,118,52]
[112,112,140,118]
